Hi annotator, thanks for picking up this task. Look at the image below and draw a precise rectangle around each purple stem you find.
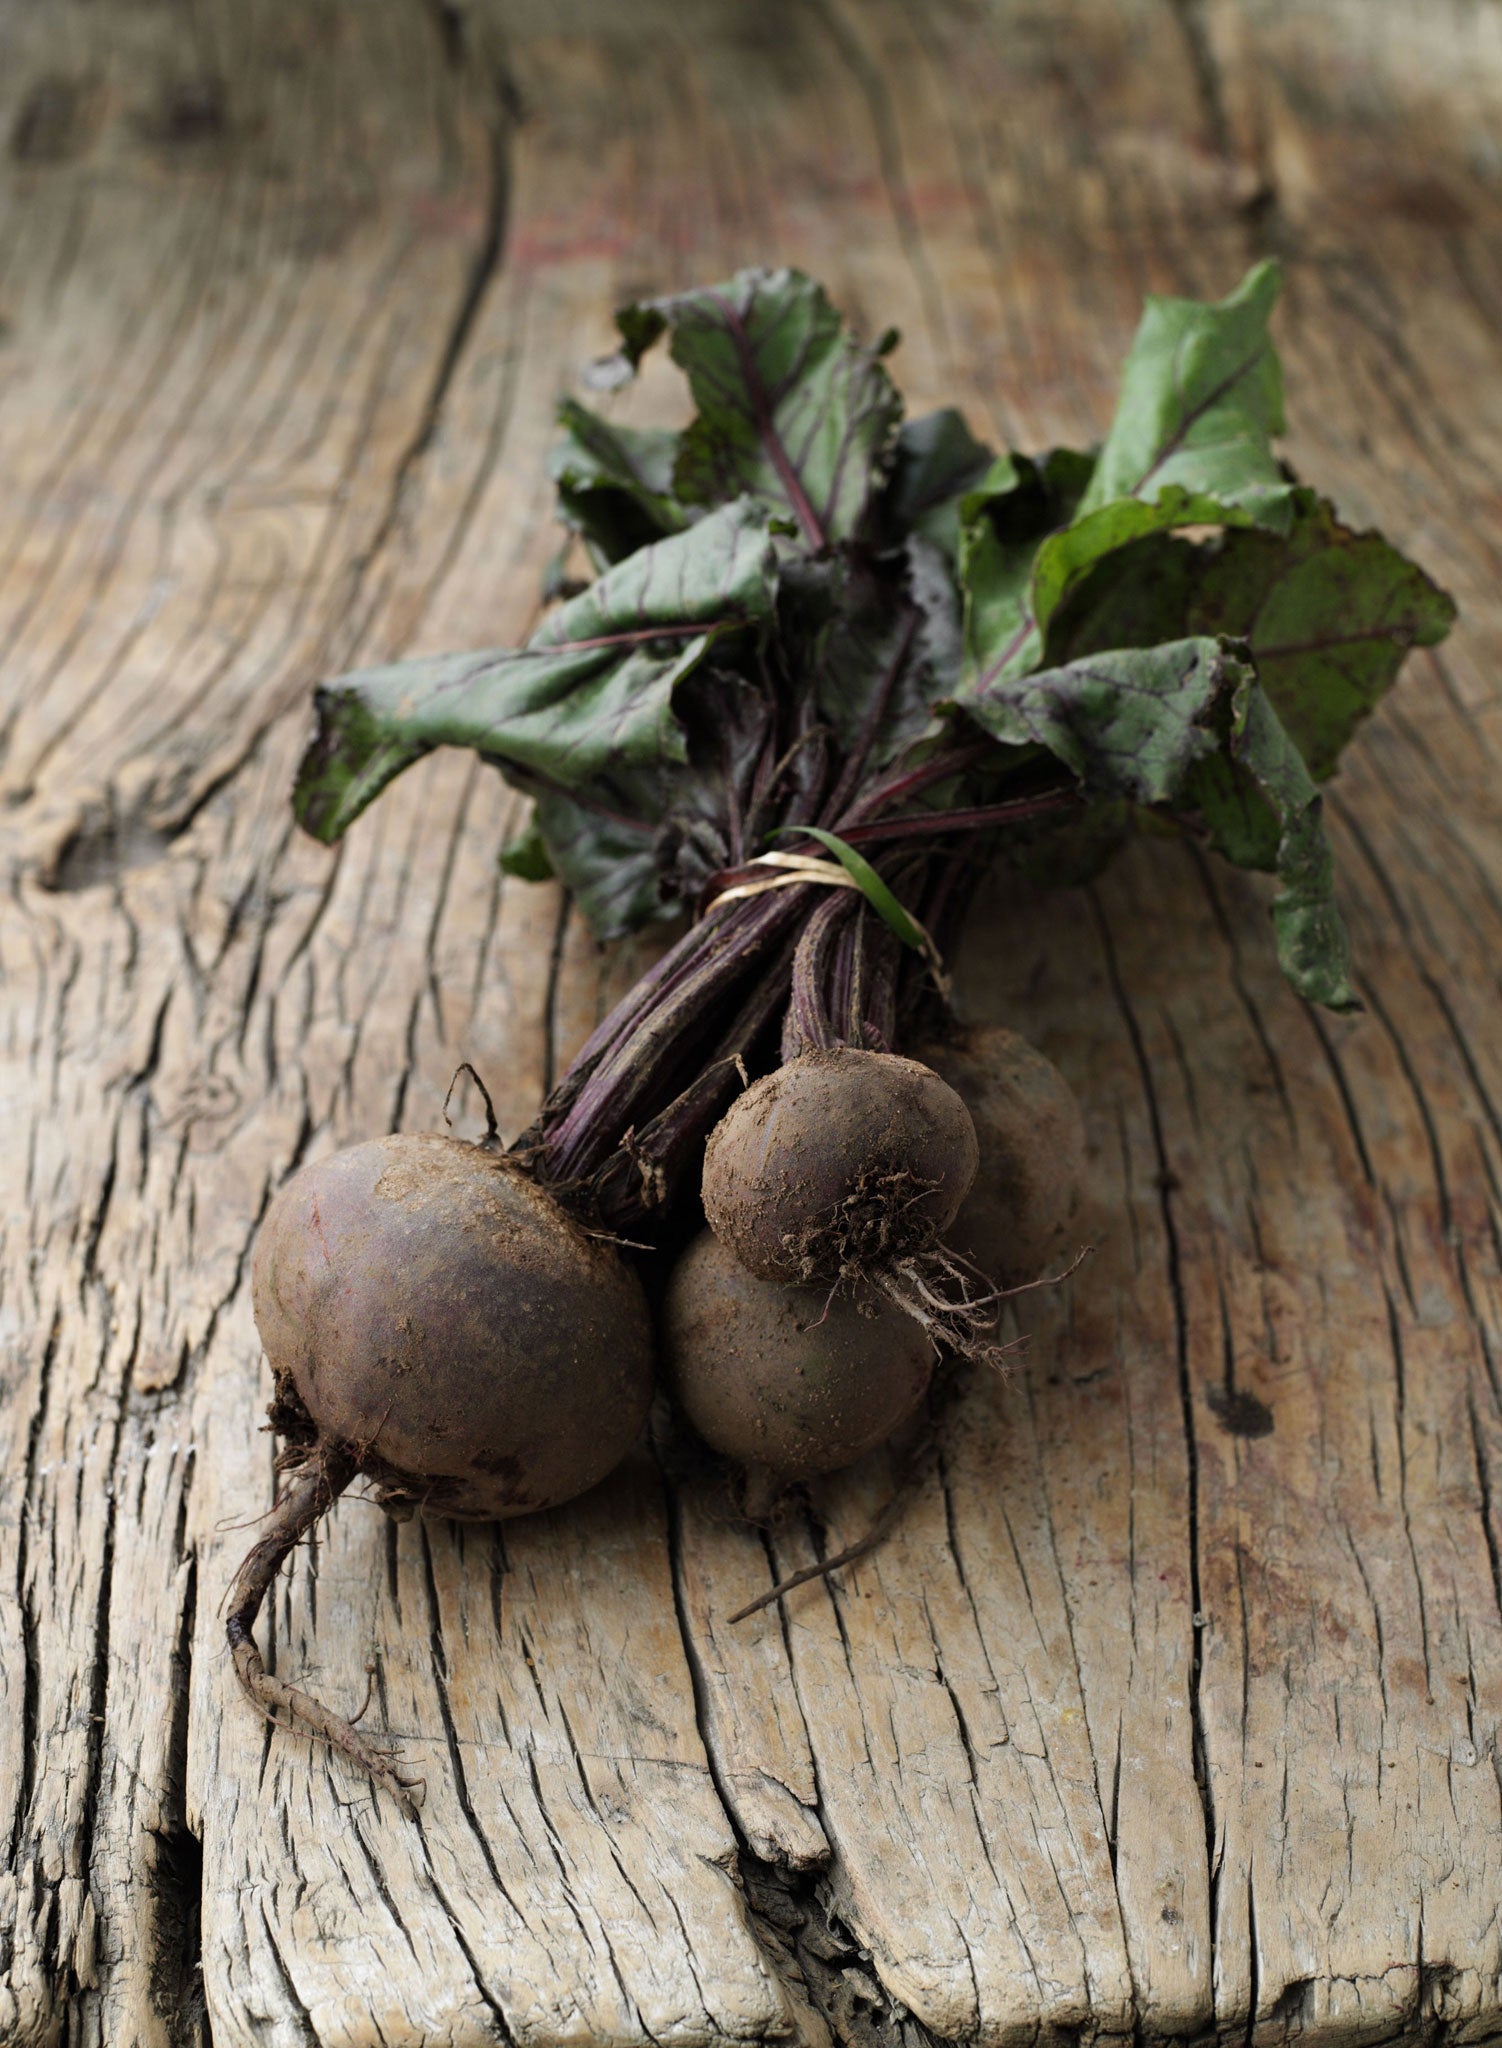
[838,787,1082,844]
[535,620,722,654]
[844,740,997,824]
[540,885,810,1184]
[585,946,796,1229]
[551,911,725,1102]
[523,659,1074,1223]
[782,892,852,1057]
[861,922,900,1048]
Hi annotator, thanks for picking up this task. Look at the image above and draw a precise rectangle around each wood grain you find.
[2,0,1500,2042]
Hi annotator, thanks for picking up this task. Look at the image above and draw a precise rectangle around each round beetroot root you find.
[701,1049,978,1286]
[230,1131,654,1813]
[251,1131,653,1518]
[914,1026,1086,1286]
[663,1229,933,1483]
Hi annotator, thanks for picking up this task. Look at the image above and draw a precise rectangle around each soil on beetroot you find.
[701,1048,979,1286]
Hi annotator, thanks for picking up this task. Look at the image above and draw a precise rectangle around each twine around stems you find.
[709,852,948,996]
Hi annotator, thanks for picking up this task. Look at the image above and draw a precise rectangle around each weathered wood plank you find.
[2,0,1501,2044]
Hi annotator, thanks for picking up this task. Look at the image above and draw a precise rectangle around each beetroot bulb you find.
[662,1227,934,1487]
[226,1128,652,1812]
[913,1025,1087,1287]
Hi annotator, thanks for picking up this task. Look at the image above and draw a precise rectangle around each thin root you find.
[211,1502,284,1539]
[348,1661,378,1727]
[443,1061,500,1147]
[224,1449,424,1819]
[955,1243,1095,1312]
[728,1371,970,1624]
[727,1487,914,1623]
[797,1274,843,1334]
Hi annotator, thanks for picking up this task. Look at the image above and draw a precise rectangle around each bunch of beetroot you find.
[229,264,1453,1812]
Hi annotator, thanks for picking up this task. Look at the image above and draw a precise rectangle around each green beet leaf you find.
[952,634,1357,1007]
[292,263,1453,1009]
[530,788,663,939]
[294,498,778,844]
[962,478,1289,697]
[781,546,948,777]
[549,398,687,569]
[957,636,1243,803]
[497,813,555,882]
[523,718,738,942]
[1198,501,1455,777]
[880,408,997,557]
[1076,260,1294,529]
[614,267,903,547]
[1186,674,1356,1010]
[958,449,1095,687]
[1050,491,1456,779]
[960,264,1299,695]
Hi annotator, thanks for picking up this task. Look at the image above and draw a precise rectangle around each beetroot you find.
[701,1048,978,1286]
[251,1133,650,1516]
[915,1027,1087,1285]
[227,1132,653,1810]
[663,1229,933,1483]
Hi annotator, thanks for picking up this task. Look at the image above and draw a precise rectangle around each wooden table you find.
[4,2,1500,2042]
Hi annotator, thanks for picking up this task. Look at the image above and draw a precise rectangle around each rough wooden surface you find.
[3,0,1501,2042]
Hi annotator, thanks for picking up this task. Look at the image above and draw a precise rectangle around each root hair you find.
[870,1246,1029,1371]
[865,1241,1092,1369]
[779,1166,945,1286]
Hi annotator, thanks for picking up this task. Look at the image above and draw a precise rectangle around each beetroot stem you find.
[838,788,1082,843]
[225,1449,424,1818]
[540,886,808,1185]
[528,728,1073,1224]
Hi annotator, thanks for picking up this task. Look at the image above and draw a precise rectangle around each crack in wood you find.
[1091,891,1222,1957]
